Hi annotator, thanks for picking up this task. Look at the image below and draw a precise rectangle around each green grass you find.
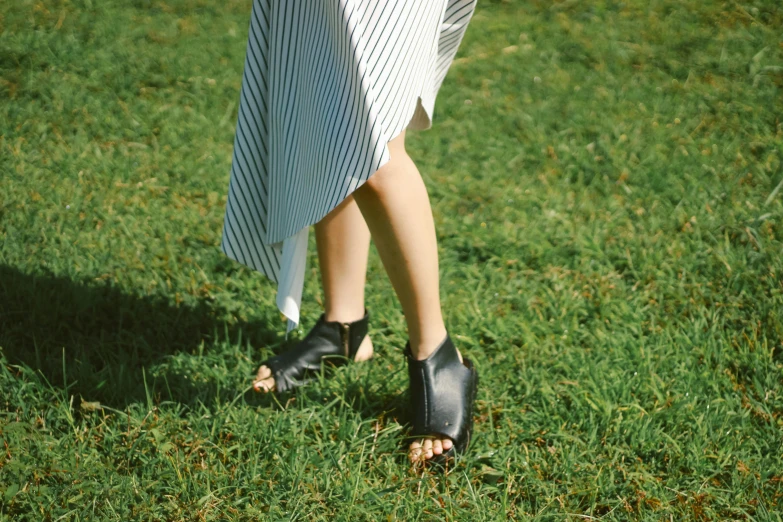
[1,0,782,519]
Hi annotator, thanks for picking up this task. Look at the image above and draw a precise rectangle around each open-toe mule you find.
[258,310,371,393]
[405,334,478,468]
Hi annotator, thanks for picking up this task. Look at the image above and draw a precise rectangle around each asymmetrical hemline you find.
[221,0,476,330]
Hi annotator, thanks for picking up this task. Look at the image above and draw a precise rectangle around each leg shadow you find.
[0,264,280,408]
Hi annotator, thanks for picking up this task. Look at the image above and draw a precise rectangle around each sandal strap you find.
[264,311,369,393]
[405,335,476,447]
[341,311,369,360]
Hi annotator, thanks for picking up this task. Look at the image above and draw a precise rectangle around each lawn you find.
[1,0,782,519]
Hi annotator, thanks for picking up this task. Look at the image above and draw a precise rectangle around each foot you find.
[407,339,465,464]
[409,436,455,463]
[253,334,374,393]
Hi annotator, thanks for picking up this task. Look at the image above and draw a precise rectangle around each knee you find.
[358,159,397,198]
[361,148,412,193]
[361,166,391,196]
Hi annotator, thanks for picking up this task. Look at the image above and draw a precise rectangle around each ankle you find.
[409,327,448,360]
[323,307,366,324]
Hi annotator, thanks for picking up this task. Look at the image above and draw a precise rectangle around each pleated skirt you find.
[221,0,476,329]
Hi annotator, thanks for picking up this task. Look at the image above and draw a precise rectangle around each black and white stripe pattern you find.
[222,0,476,328]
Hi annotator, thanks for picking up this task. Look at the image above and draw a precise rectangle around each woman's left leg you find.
[351,130,459,462]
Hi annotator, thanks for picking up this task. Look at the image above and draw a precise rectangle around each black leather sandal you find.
[405,334,478,467]
[258,311,370,393]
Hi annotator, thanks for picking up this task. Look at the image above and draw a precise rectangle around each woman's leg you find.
[253,195,373,392]
[315,196,372,324]
[351,130,459,462]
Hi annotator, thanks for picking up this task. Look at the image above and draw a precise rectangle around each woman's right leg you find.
[316,196,372,324]
[253,195,373,392]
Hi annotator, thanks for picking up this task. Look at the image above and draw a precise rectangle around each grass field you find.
[2,0,783,519]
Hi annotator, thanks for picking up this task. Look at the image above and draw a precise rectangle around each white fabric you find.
[221,0,476,329]
[275,226,309,332]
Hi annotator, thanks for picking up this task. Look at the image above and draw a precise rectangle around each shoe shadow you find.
[0,264,280,409]
[293,358,412,439]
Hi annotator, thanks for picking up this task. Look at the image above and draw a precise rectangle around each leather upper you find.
[264,311,369,393]
[405,335,477,452]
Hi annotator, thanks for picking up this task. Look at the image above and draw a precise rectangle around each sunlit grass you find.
[1,0,782,519]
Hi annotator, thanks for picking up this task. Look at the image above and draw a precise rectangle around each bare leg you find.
[316,196,371,324]
[253,196,374,392]
[351,130,460,462]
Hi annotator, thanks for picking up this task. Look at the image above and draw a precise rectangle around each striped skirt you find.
[221,0,476,330]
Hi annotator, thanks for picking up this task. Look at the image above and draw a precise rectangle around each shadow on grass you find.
[240,364,409,417]
[0,264,279,408]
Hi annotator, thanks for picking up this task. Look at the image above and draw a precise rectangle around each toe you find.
[409,441,423,463]
[422,439,434,460]
[442,438,454,452]
[253,366,275,393]
[256,365,271,381]
[433,439,443,455]
[254,378,275,392]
